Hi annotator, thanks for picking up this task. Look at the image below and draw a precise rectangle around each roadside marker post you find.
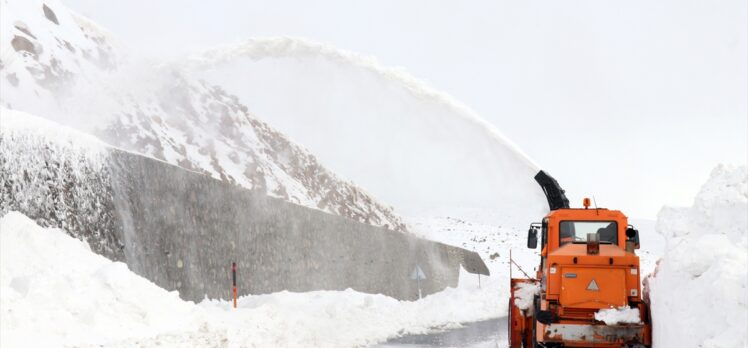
[232,262,237,309]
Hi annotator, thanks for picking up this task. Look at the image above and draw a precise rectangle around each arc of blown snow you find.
[180,37,542,173]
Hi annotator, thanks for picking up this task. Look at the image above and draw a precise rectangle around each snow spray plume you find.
[178,37,548,218]
[183,37,541,172]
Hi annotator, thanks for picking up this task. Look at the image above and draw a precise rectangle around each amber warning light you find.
[583,197,591,209]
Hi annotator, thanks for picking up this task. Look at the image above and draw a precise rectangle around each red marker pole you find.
[232,262,237,309]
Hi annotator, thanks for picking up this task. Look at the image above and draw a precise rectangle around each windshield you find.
[559,221,618,246]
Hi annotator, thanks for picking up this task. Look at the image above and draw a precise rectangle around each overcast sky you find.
[63,0,747,219]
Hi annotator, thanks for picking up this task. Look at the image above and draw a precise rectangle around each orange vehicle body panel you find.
[559,267,627,309]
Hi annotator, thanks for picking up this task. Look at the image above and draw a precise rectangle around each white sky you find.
[63,0,747,218]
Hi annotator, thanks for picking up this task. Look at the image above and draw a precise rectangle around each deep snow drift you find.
[0,211,502,348]
[188,38,548,221]
[0,212,201,347]
[648,164,748,347]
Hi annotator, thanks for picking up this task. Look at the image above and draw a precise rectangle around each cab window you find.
[559,221,618,246]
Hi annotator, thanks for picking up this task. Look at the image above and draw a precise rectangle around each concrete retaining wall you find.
[2,136,488,301]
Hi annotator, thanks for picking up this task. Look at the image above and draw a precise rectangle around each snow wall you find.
[646,165,747,347]
[1,119,488,302]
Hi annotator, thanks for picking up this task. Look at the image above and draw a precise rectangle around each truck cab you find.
[509,171,652,348]
[535,207,643,314]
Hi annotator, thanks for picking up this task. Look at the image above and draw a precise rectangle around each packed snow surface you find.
[0,212,502,348]
[594,306,642,325]
[649,164,748,348]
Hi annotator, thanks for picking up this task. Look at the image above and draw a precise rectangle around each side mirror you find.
[626,227,640,249]
[527,228,538,249]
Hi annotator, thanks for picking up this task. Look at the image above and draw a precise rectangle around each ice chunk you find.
[594,306,642,325]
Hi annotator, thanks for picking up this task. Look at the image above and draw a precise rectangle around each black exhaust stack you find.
[534,170,570,211]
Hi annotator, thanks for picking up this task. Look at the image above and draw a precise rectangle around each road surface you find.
[374,317,508,348]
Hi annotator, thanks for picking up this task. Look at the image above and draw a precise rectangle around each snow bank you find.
[649,164,747,348]
[0,212,202,348]
[0,211,502,347]
[196,285,500,347]
[594,306,641,325]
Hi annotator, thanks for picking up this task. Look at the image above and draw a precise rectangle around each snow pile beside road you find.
[649,164,747,348]
[196,285,500,347]
[594,306,641,325]
[0,212,202,348]
[0,211,501,347]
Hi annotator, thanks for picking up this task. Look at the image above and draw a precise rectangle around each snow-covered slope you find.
[648,164,747,347]
[0,0,116,122]
[0,0,404,231]
[0,211,501,348]
[187,38,548,220]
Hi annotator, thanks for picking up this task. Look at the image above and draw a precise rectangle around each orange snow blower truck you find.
[508,171,652,348]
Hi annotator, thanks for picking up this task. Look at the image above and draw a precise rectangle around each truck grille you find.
[560,307,596,321]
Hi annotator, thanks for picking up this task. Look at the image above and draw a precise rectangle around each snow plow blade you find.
[540,323,649,346]
[508,278,537,348]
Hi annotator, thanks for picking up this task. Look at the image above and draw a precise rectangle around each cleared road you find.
[374,317,508,348]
